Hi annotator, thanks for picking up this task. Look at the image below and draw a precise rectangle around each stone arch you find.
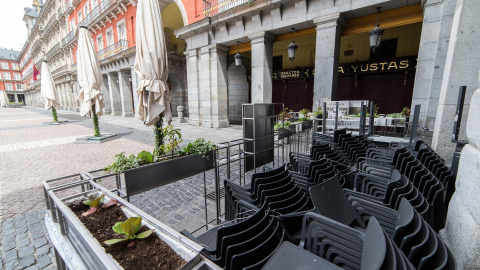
[227,62,249,124]
[160,0,188,26]
[168,74,186,117]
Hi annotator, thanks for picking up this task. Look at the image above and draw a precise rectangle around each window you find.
[12,63,19,70]
[273,56,283,70]
[92,0,98,8]
[14,73,21,80]
[84,2,90,16]
[97,35,104,51]
[3,72,11,80]
[0,72,2,79]
[16,84,23,90]
[70,19,76,31]
[117,21,127,41]
[106,28,114,46]
[5,83,13,90]
[77,11,83,24]
[0,62,8,69]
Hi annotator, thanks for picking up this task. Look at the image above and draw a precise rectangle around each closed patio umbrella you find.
[77,26,105,136]
[134,0,172,150]
[40,60,60,122]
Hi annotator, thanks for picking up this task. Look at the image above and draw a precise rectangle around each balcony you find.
[79,0,115,28]
[58,5,65,18]
[52,65,67,76]
[43,13,58,36]
[22,69,33,80]
[65,30,76,45]
[203,0,255,18]
[46,42,62,59]
[70,63,77,71]
[66,0,74,14]
[31,39,42,53]
[97,40,128,60]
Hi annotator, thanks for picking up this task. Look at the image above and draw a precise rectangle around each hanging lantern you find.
[369,7,384,53]
[287,28,298,61]
[234,41,242,66]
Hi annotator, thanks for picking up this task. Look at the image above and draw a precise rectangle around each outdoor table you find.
[262,241,343,270]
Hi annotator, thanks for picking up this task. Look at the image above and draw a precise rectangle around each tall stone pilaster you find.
[431,0,480,163]
[313,13,344,106]
[206,44,229,128]
[118,70,134,117]
[101,75,112,115]
[185,49,201,126]
[130,67,140,118]
[249,31,274,103]
[107,72,122,116]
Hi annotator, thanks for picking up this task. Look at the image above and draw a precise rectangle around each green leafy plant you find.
[401,107,411,118]
[374,104,380,115]
[312,106,324,118]
[159,125,183,159]
[104,152,138,173]
[82,195,117,216]
[104,216,154,247]
[386,113,404,118]
[274,121,292,131]
[278,108,292,121]
[92,104,100,137]
[136,150,154,166]
[178,138,216,158]
[51,107,58,122]
[298,108,311,122]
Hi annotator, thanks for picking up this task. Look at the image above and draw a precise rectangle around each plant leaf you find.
[121,217,142,236]
[91,195,105,208]
[81,207,97,216]
[136,229,154,239]
[112,222,125,235]
[101,199,118,209]
[104,238,127,245]
[83,200,92,206]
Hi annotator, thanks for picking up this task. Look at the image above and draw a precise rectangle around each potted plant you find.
[104,126,217,201]
[298,108,313,130]
[312,106,326,119]
[274,121,292,139]
[43,177,209,270]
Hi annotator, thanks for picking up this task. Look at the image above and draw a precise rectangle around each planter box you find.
[121,151,215,199]
[277,128,291,139]
[43,177,219,270]
[301,120,313,130]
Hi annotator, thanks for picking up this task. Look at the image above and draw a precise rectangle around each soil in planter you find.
[69,202,186,270]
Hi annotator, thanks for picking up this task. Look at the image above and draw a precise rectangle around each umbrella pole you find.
[154,113,164,155]
[51,107,58,122]
[92,104,100,137]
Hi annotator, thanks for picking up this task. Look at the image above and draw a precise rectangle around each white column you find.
[118,70,134,117]
[312,13,344,105]
[249,31,275,103]
[102,75,112,115]
[107,73,122,116]
[130,67,140,118]
[185,49,201,126]
[206,44,229,128]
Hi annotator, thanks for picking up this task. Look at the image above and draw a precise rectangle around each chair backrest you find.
[251,165,286,183]
[333,129,347,144]
[361,217,387,270]
[309,177,366,228]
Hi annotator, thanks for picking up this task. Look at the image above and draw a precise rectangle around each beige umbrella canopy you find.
[0,90,7,106]
[134,0,172,126]
[77,26,105,117]
[40,61,60,110]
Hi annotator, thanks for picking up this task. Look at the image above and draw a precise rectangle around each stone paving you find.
[0,106,246,269]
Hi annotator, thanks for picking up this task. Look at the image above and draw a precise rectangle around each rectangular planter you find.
[277,128,291,139]
[43,177,219,270]
[122,151,215,199]
[301,120,313,130]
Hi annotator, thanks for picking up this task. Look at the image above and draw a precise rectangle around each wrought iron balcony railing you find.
[46,42,61,59]
[52,65,67,76]
[78,0,115,28]
[203,0,255,18]
[97,40,129,60]
[43,13,58,35]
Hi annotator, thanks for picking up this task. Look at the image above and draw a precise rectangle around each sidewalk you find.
[0,106,243,269]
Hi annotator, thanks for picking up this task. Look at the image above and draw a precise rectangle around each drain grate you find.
[206,187,225,202]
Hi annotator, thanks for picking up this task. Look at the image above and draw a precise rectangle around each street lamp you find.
[369,7,384,53]
[234,41,242,66]
[287,28,298,61]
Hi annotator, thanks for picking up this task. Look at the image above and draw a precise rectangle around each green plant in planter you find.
[159,125,183,159]
[401,107,411,118]
[136,150,154,166]
[312,106,325,118]
[278,108,293,121]
[274,121,292,131]
[386,113,404,118]
[104,152,138,173]
[178,138,216,158]
[299,108,311,122]
[104,216,154,247]
[82,194,118,216]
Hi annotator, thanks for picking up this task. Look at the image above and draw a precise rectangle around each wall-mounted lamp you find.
[369,7,384,53]
[234,41,242,66]
[287,28,298,62]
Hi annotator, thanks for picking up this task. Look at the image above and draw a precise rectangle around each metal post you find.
[409,104,421,144]
[359,102,365,136]
[335,102,339,130]
[452,86,467,142]
[226,146,231,179]
[369,101,375,135]
[203,172,208,230]
[322,102,327,134]
[214,154,221,225]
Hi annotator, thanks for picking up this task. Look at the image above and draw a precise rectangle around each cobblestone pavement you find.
[0,106,246,269]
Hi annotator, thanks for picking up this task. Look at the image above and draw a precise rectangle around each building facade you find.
[0,49,25,104]
[21,0,188,118]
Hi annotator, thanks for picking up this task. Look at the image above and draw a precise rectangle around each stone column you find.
[185,49,201,126]
[118,70,134,117]
[431,0,480,163]
[249,31,275,103]
[14,94,19,103]
[107,72,122,116]
[130,67,140,118]
[312,13,344,105]
[441,78,480,269]
[56,85,63,108]
[206,44,229,128]
[101,75,112,115]
[411,0,455,139]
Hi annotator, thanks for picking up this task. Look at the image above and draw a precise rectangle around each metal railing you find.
[203,0,255,18]
[46,42,61,59]
[65,30,76,45]
[43,13,58,35]
[65,0,73,14]
[31,39,42,53]
[97,40,128,60]
[70,63,77,71]
[78,0,115,27]
[22,68,33,80]
[166,41,178,54]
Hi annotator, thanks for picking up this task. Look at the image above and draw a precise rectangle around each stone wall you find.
[441,79,480,269]
[227,63,249,124]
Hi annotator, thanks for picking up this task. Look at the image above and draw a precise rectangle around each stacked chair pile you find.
[181,131,457,269]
